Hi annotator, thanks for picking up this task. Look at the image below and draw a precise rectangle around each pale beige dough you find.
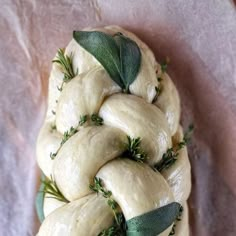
[53,126,127,201]
[99,94,172,165]
[37,194,114,236]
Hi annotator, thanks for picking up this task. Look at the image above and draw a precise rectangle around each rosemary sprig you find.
[41,176,69,203]
[154,124,194,172]
[52,48,76,83]
[123,136,147,163]
[169,205,184,235]
[52,48,78,92]
[91,114,104,126]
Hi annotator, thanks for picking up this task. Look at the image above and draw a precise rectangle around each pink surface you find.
[0,0,236,235]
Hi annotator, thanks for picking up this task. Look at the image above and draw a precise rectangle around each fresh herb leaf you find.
[73,31,123,87]
[41,175,69,203]
[114,33,141,93]
[73,31,141,92]
[52,48,77,83]
[61,127,78,145]
[154,124,194,172]
[98,213,126,236]
[79,115,88,126]
[152,86,162,103]
[90,177,120,224]
[124,136,147,163]
[91,114,104,126]
[126,202,181,236]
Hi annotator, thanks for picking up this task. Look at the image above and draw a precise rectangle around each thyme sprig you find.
[124,136,147,163]
[98,213,126,236]
[154,124,194,172]
[41,176,69,203]
[169,205,184,235]
[90,177,126,236]
[50,114,103,160]
[90,178,119,223]
[91,114,104,126]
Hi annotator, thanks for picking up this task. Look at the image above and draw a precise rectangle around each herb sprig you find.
[41,176,69,203]
[98,213,126,236]
[52,48,77,92]
[124,136,147,163]
[50,114,103,160]
[154,124,194,172]
[153,57,170,103]
[90,177,120,224]
[90,177,126,236]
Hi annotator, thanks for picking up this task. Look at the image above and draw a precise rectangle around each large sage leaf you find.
[114,33,141,92]
[126,202,181,236]
[73,31,141,92]
[73,31,123,88]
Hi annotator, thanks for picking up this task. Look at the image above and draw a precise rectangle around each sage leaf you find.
[73,30,141,92]
[114,33,141,92]
[35,174,45,223]
[126,202,181,236]
[73,31,123,88]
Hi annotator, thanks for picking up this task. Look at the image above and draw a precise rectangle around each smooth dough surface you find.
[162,126,191,203]
[36,122,62,178]
[56,66,121,133]
[37,194,114,236]
[97,158,174,221]
[53,126,127,201]
[99,94,172,165]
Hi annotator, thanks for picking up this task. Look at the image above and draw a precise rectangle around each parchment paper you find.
[0,0,235,235]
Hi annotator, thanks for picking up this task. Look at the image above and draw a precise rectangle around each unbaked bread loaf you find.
[36,26,191,236]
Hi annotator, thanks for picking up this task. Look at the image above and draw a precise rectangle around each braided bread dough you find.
[36,26,191,236]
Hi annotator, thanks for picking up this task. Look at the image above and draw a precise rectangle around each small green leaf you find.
[73,31,123,88]
[114,33,141,92]
[126,202,181,236]
[35,175,45,223]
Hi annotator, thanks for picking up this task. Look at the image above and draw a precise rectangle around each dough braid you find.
[36,26,191,236]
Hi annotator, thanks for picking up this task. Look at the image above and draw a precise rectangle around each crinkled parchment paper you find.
[0,0,235,235]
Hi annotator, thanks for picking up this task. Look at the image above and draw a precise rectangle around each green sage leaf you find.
[35,174,45,223]
[114,33,141,92]
[73,31,123,88]
[126,202,181,236]
[73,30,141,92]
